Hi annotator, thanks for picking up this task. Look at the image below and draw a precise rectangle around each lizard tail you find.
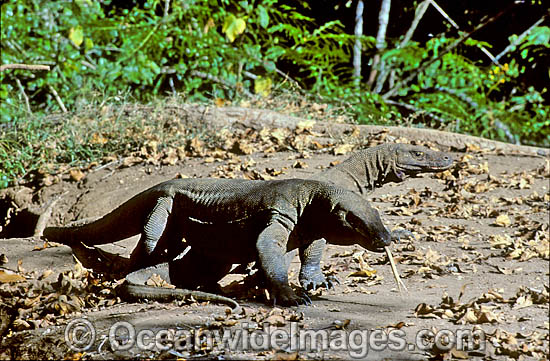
[117,283,242,314]
[43,192,156,246]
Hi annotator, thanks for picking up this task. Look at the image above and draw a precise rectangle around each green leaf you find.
[257,6,269,28]
[263,60,276,73]
[223,14,246,42]
[84,38,93,51]
[69,26,84,47]
[254,76,272,97]
[521,49,528,59]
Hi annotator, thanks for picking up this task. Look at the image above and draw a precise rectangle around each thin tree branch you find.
[190,70,254,98]
[427,0,500,65]
[0,64,50,72]
[495,15,547,62]
[367,0,392,89]
[427,0,458,29]
[163,0,170,20]
[382,4,515,100]
[374,0,429,93]
[48,85,68,113]
[15,78,31,114]
[353,0,364,89]
[384,99,448,124]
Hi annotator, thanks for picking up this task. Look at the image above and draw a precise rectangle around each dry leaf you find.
[0,270,26,283]
[265,314,286,326]
[512,295,533,309]
[333,143,354,155]
[349,269,377,277]
[494,214,511,227]
[69,169,85,182]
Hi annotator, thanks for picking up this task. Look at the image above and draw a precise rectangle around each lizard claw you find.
[390,229,417,242]
[300,272,336,292]
[271,286,312,307]
[326,275,340,286]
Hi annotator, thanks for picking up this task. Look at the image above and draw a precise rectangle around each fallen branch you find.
[0,63,51,72]
[176,104,549,156]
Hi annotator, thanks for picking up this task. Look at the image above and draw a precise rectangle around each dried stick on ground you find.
[385,246,408,293]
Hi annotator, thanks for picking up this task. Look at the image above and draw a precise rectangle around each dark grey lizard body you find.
[296,143,454,289]
[232,143,454,290]
[44,178,391,306]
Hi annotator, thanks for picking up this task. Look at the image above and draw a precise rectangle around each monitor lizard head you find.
[327,194,391,253]
[392,144,454,180]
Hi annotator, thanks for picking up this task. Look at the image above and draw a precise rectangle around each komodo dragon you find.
[298,142,454,289]
[231,143,454,290]
[44,178,391,306]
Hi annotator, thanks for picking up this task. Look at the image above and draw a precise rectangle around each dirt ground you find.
[0,109,548,360]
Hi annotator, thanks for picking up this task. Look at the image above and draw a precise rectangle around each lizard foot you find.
[300,273,338,292]
[390,229,417,242]
[271,286,311,307]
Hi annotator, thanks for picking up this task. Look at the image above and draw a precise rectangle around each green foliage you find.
[0,0,361,115]
[1,0,363,187]
[0,0,548,188]
[377,32,549,145]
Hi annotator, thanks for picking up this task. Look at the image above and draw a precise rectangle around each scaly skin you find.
[44,178,391,306]
[297,143,454,290]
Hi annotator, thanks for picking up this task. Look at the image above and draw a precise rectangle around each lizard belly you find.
[181,213,271,263]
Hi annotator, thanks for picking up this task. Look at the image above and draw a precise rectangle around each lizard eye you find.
[413,151,424,158]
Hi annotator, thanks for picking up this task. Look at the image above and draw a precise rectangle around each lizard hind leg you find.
[128,196,174,271]
[168,250,232,292]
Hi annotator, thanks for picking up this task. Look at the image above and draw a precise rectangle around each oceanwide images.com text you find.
[65,318,486,358]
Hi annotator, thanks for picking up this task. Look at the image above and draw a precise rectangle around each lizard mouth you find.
[397,162,453,174]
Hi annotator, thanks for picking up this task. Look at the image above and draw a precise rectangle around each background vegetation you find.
[1,0,549,188]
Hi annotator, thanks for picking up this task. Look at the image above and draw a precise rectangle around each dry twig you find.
[385,246,408,293]
[48,85,68,113]
[383,4,516,99]
[15,78,31,114]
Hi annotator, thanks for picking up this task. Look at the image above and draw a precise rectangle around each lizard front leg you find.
[299,238,337,291]
[256,222,310,306]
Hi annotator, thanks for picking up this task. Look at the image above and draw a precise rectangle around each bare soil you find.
[0,108,548,360]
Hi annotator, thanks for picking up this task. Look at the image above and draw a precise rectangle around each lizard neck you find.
[339,144,398,194]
